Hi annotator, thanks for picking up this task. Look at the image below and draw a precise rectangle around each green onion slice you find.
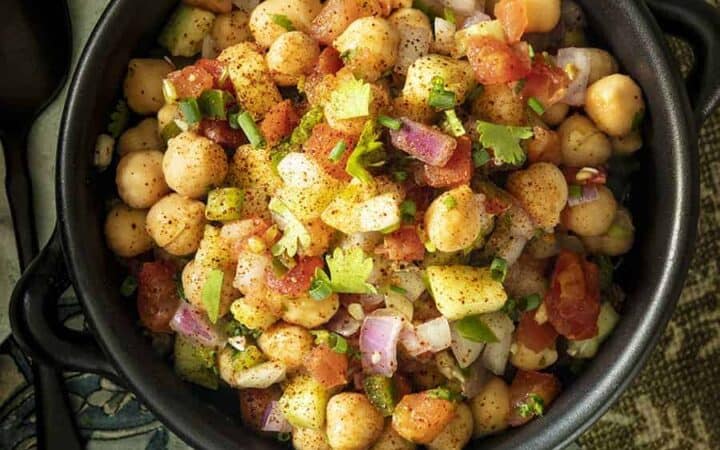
[179,98,201,124]
[199,89,229,120]
[236,111,266,148]
[490,257,508,282]
[455,315,499,343]
[120,276,138,297]
[328,140,347,162]
[528,97,545,115]
[428,76,456,110]
[378,115,402,131]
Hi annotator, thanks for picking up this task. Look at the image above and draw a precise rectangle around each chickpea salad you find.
[99,0,643,448]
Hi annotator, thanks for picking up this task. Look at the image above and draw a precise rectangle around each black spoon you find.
[0,1,82,449]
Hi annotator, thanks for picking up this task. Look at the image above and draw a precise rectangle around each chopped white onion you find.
[232,251,270,295]
[567,184,599,207]
[170,302,224,348]
[234,361,287,389]
[480,313,515,375]
[399,325,431,357]
[327,307,362,337]
[390,270,426,302]
[450,323,485,368]
[360,313,404,376]
[228,335,247,352]
[557,48,591,106]
[462,10,492,28]
[433,18,456,56]
[415,317,452,353]
[261,401,292,433]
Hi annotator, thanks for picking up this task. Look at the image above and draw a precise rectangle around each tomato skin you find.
[316,47,344,76]
[167,65,214,100]
[516,311,558,352]
[467,36,532,85]
[495,0,528,43]
[304,344,349,389]
[304,123,359,181]
[195,58,234,92]
[420,136,473,188]
[509,370,561,426]
[545,250,601,340]
[266,256,324,297]
[260,99,300,147]
[199,119,247,150]
[522,59,569,107]
[378,226,425,262]
[136,261,181,333]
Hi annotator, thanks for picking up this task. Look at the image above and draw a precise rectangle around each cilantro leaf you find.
[327,76,372,120]
[325,247,377,294]
[518,393,545,418]
[346,120,384,183]
[475,121,534,166]
[269,198,311,258]
[108,99,130,138]
[291,106,324,147]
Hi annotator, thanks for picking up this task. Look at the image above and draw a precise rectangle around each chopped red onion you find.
[557,48,591,106]
[567,184,599,207]
[360,314,404,377]
[462,10,492,28]
[261,401,292,433]
[450,324,485,368]
[415,317,452,353]
[327,307,362,337]
[390,118,457,167]
[170,302,224,348]
[399,325,431,357]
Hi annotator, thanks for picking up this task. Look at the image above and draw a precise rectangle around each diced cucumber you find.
[426,265,507,320]
[567,303,619,359]
[205,188,245,221]
[174,335,219,389]
[158,5,215,57]
[279,374,329,429]
[363,375,396,417]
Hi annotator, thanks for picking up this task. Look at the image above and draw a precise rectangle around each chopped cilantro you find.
[472,145,491,167]
[476,121,534,166]
[428,76,456,110]
[443,195,457,209]
[271,14,295,31]
[400,200,416,223]
[225,320,262,340]
[269,198,311,258]
[327,76,372,120]
[346,120,384,183]
[518,394,545,418]
[324,247,377,294]
[108,99,130,138]
[309,269,333,300]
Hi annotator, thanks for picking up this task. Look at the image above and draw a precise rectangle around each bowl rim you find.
[56,0,700,449]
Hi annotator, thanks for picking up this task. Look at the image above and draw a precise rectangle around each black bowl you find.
[11,0,720,449]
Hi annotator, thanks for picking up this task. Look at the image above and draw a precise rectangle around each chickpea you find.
[211,11,252,51]
[182,260,238,319]
[470,376,510,437]
[371,424,416,450]
[561,185,618,237]
[257,322,313,371]
[542,102,569,126]
[146,193,206,255]
[267,31,320,86]
[282,293,339,329]
[472,83,526,126]
[611,129,643,155]
[104,204,153,257]
[118,118,164,155]
[510,340,558,370]
[558,114,612,167]
[333,17,400,82]
[519,0,562,33]
[293,427,332,450]
[427,403,473,450]
[583,48,619,84]
[123,59,173,114]
[326,393,385,450]
[585,74,645,137]
[249,0,322,48]
[299,218,333,257]
[163,131,228,199]
[425,186,492,253]
[115,150,169,209]
[506,163,568,230]
[582,207,635,256]
[157,103,179,131]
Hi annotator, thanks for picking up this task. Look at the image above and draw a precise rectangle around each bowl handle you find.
[646,0,720,126]
[9,226,120,382]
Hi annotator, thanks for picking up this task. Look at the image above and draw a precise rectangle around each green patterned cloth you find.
[0,1,718,449]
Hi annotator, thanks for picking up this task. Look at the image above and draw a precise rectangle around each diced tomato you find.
[562,166,608,185]
[260,99,300,147]
[516,311,558,352]
[238,386,282,431]
[495,0,528,43]
[522,59,570,107]
[304,344,349,389]
[316,47,345,76]
[378,226,425,262]
[199,119,247,150]
[195,58,234,92]
[167,65,214,100]
[392,392,457,444]
[467,36,532,85]
[544,250,601,340]
[420,136,473,188]
[509,370,561,426]
[304,123,359,181]
[527,126,562,164]
[136,261,181,333]
[266,256,324,297]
